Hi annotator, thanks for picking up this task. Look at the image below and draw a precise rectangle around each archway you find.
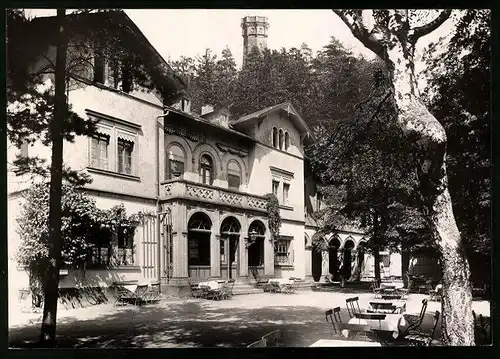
[188,212,212,280]
[329,237,341,281]
[311,233,323,282]
[342,239,355,280]
[247,220,266,280]
[220,216,241,280]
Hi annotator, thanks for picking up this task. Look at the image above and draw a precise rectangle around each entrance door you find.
[312,247,322,282]
[229,236,239,279]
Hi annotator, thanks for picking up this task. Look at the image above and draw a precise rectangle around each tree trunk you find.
[386,41,474,346]
[401,244,410,288]
[373,249,381,285]
[39,9,67,346]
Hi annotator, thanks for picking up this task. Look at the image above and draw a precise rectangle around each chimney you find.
[201,104,215,116]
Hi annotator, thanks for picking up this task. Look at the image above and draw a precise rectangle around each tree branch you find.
[333,10,386,59]
[409,9,452,42]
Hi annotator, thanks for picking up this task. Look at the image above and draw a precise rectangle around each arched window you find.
[166,144,185,179]
[272,127,278,148]
[278,129,284,150]
[227,160,241,190]
[284,131,290,151]
[200,154,214,185]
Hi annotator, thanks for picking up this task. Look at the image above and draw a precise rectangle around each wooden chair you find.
[368,302,397,314]
[247,339,267,348]
[403,299,428,336]
[221,279,236,299]
[335,323,379,342]
[144,282,162,303]
[199,285,222,300]
[428,284,442,302]
[114,285,135,306]
[262,329,283,347]
[346,297,362,318]
[189,283,204,298]
[404,311,440,346]
[325,307,343,333]
[396,287,409,299]
[370,280,382,299]
[132,284,150,305]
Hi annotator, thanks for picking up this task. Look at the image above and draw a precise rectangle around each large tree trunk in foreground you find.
[40,9,67,346]
[334,10,474,345]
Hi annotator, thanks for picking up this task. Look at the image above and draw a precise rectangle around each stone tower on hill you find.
[241,16,269,67]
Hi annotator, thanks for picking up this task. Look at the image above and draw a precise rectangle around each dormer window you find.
[200,154,214,185]
[93,50,106,84]
[284,131,290,151]
[279,129,284,150]
[181,98,191,112]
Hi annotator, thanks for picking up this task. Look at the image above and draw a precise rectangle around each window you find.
[121,64,132,93]
[272,127,278,148]
[200,154,214,185]
[227,160,241,190]
[220,240,226,263]
[167,144,185,179]
[283,183,290,205]
[272,180,279,197]
[89,234,111,267]
[278,129,284,150]
[91,133,109,170]
[275,239,293,266]
[117,231,134,266]
[181,98,190,112]
[117,139,134,175]
[316,193,323,212]
[284,132,290,151]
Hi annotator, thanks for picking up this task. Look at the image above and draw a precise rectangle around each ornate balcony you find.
[161,179,268,212]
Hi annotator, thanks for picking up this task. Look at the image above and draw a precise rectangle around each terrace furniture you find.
[336,323,380,342]
[404,311,440,346]
[114,283,150,306]
[309,339,382,347]
[396,287,409,299]
[418,279,433,294]
[189,283,204,298]
[473,310,491,345]
[325,307,343,333]
[402,299,428,336]
[221,279,236,299]
[346,297,362,318]
[348,313,408,339]
[144,281,162,303]
[18,288,32,313]
[428,284,442,302]
[199,284,223,300]
[381,294,402,300]
[371,281,383,299]
[262,329,283,347]
[247,339,267,348]
[369,300,407,314]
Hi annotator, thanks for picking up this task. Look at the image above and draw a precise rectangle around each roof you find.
[231,102,312,138]
[28,10,186,102]
[164,106,256,142]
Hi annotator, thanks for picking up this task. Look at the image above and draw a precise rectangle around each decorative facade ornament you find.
[215,143,248,157]
[164,125,200,142]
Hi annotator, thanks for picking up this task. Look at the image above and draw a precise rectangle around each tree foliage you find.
[264,193,282,247]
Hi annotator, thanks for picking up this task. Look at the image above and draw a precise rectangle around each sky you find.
[24,9,455,74]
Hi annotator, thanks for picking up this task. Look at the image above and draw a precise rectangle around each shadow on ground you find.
[8,299,452,348]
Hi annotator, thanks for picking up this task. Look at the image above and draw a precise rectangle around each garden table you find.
[310,339,381,347]
[346,313,408,339]
[369,300,407,314]
[198,280,223,290]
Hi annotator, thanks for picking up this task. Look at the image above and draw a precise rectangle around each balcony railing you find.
[161,179,268,212]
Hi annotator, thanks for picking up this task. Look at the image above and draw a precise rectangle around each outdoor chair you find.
[404,311,440,346]
[18,288,32,313]
[335,323,380,343]
[473,310,491,345]
[325,307,343,333]
[368,302,397,314]
[144,282,162,303]
[346,297,362,318]
[428,284,442,302]
[199,285,222,300]
[402,299,428,336]
[262,329,283,347]
[370,280,383,299]
[114,285,135,306]
[247,339,267,348]
[396,287,409,299]
[131,284,150,305]
[221,279,236,300]
[418,279,433,294]
[269,281,282,293]
[190,283,204,298]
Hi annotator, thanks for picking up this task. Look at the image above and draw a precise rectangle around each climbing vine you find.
[264,193,282,248]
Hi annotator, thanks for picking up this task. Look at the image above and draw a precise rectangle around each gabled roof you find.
[28,10,186,102]
[231,102,312,138]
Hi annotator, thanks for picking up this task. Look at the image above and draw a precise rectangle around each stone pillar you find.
[320,250,330,282]
[305,248,313,281]
[239,217,249,280]
[264,232,275,277]
[210,214,221,278]
[171,202,188,279]
[211,234,221,278]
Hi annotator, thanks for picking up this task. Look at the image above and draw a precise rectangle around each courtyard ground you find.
[8,291,490,348]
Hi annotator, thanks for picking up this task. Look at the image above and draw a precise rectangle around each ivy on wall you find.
[264,193,282,248]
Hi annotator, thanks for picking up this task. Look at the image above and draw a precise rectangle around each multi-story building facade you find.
[8,11,413,305]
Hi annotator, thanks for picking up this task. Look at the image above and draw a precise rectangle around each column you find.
[320,250,329,282]
[210,214,221,278]
[171,202,188,279]
[305,248,313,280]
[239,217,249,280]
[264,232,275,277]
[211,234,221,278]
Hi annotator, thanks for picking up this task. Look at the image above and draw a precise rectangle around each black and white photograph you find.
[6,8,491,348]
